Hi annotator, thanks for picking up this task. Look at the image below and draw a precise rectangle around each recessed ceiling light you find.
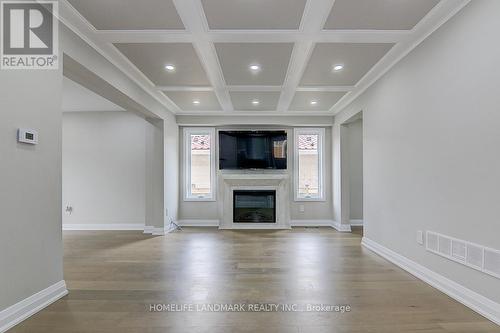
[193,100,200,105]
[333,64,344,72]
[310,100,318,105]
[249,64,261,72]
[165,64,175,72]
[252,100,260,105]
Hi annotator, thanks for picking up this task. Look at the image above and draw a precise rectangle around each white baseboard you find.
[0,280,68,333]
[362,237,500,326]
[332,221,352,232]
[350,219,364,226]
[63,224,144,231]
[143,226,167,235]
[143,225,154,234]
[290,219,335,227]
[176,219,220,227]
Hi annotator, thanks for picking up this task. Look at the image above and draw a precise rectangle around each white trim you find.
[143,225,154,234]
[0,280,68,333]
[176,219,220,227]
[97,30,410,44]
[290,219,334,227]
[148,227,172,236]
[332,221,352,232]
[227,85,283,92]
[296,86,354,92]
[158,86,214,92]
[183,127,216,202]
[350,219,364,226]
[62,224,144,231]
[362,237,500,326]
[294,128,325,201]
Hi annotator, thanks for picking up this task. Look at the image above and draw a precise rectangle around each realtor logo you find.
[1,0,58,69]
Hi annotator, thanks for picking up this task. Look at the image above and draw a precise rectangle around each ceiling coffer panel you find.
[67,0,185,30]
[215,43,294,86]
[114,43,211,87]
[324,0,440,30]
[300,43,394,86]
[201,0,307,30]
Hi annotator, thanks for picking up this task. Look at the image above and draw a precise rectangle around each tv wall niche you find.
[218,130,287,170]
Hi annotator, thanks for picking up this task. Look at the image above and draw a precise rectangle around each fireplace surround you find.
[218,172,290,229]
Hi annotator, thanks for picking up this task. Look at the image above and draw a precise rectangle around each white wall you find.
[62,111,146,227]
[335,0,500,304]
[0,63,63,310]
[347,119,363,221]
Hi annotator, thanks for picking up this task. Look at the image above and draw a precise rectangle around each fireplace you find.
[233,190,276,223]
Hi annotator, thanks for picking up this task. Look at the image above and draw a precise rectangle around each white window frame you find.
[183,127,216,201]
[294,128,325,201]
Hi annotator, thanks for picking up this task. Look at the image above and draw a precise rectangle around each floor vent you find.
[426,231,500,280]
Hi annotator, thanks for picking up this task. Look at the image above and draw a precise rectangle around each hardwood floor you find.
[10,227,499,332]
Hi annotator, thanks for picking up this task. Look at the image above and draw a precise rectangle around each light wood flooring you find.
[10,227,500,332]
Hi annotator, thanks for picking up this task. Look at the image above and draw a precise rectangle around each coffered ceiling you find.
[62,0,469,116]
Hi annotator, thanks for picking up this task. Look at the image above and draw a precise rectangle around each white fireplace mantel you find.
[218,172,290,229]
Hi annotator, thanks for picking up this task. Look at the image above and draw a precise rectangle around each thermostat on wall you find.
[18,128,38,145]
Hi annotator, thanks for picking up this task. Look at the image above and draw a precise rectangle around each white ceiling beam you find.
[177,110,334,117]
[227,86,283,92]
[96,30,409,44]
[157,86,214,92]
[172,0,233,112]
[296,86,354,92]
[315,30,410,43]
[96,30,194,43]
[277,0,337,112]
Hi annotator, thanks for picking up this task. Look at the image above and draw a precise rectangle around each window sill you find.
[184,197,216,202]
[294,197,326,202]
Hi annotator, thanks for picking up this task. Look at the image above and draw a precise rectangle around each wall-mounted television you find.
[219,130,287,170]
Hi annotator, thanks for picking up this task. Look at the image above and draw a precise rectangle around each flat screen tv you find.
[219,131,287,170]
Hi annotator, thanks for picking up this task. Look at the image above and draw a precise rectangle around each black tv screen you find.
[219,131,287,170]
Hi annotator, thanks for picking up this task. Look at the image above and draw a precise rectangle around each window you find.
[294,128,325,201]
[184,128,215,201]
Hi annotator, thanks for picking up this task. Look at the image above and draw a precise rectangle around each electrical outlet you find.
[416,230,424,245]
[299,205,305,213]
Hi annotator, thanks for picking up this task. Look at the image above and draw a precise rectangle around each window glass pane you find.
[190,134,211,196]
[298,134,319,198]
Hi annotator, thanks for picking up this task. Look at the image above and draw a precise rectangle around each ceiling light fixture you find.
[165,64,175,72]
[249,64,261,72]
[310,100,318,105]
[193,100,200,105]
[333,64,344,72]
[252,100,260,105]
